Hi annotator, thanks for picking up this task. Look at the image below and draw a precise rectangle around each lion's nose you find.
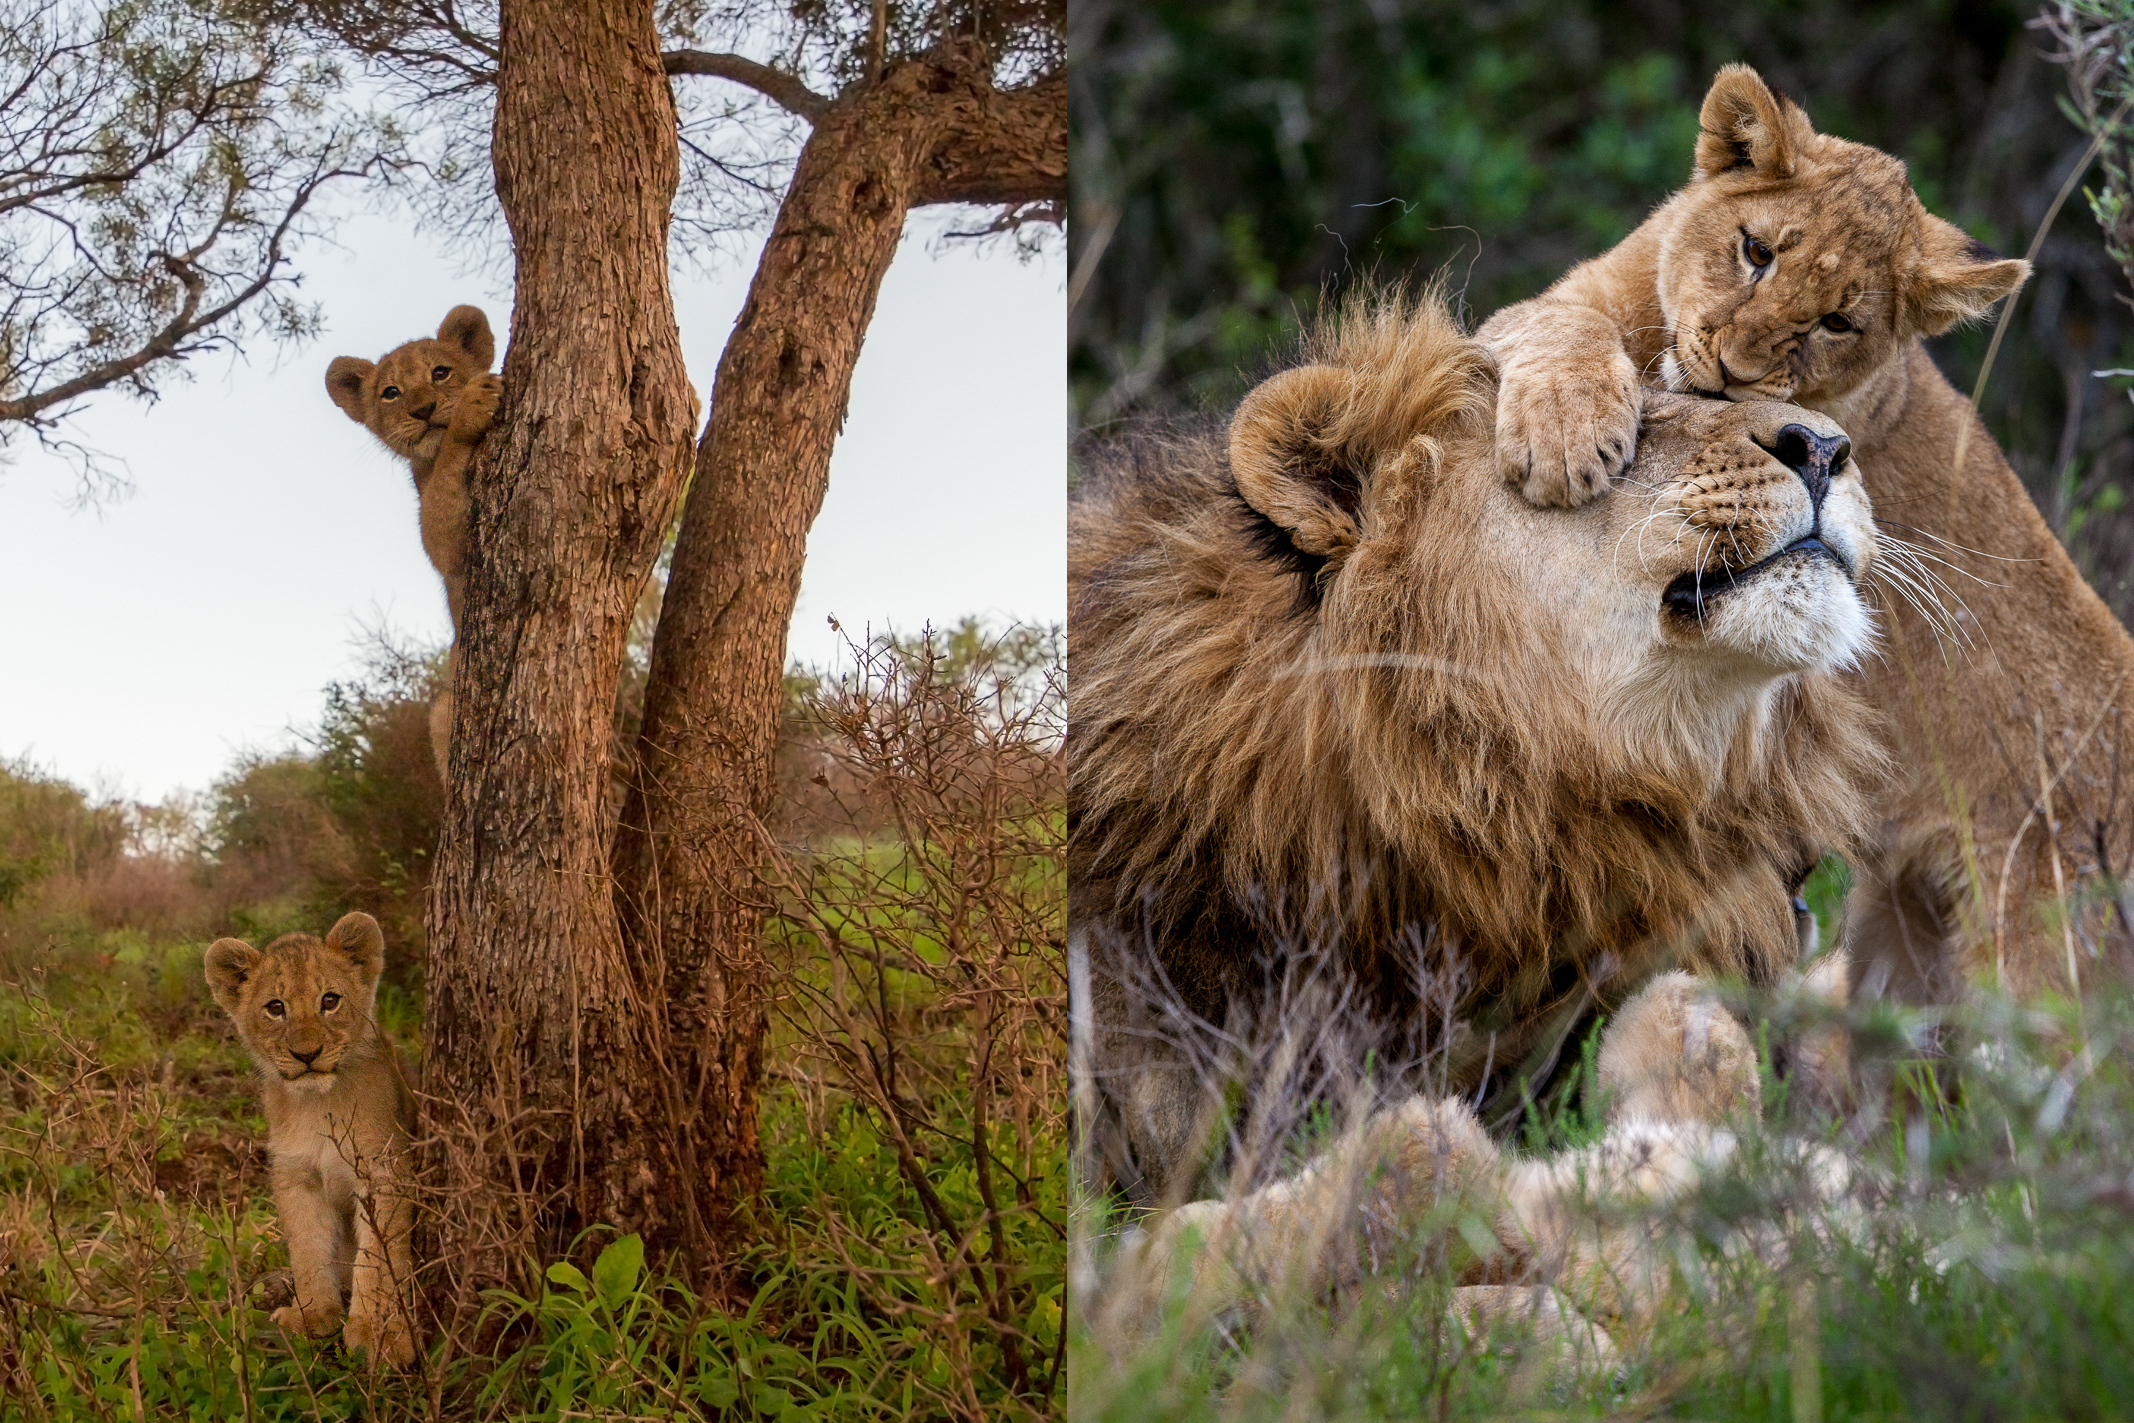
[290,1046,321,1067]
[1767,424,1850,510]
[409,400,437,422]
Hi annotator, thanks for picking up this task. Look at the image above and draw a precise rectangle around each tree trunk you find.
[423,0,695,1300]
[613,51,1065,1271]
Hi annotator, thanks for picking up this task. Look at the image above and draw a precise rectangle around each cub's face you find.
[326,305,496,462]
[1655,66,2026,410]
[205,913,386,1093]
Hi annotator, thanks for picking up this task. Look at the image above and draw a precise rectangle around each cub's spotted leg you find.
[1477,301,1644,508]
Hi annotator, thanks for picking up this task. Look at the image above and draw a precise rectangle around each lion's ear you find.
[438,305,495,370]
[1693,65,1814,181]
[325,357,374,423]
[325,912,387,985]
[1906,213,2030,336]
[1229,365,1368,558]
[204,938,262,1013]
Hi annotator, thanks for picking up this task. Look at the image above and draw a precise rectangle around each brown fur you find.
[204,912,420,1367]
[326,306,502,779]
[1072,289,1886,1195]
[1481,64,2134,999]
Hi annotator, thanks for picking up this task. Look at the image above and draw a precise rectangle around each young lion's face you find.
[325,305,496,462]
[1653,66,2026,410]
[204,914,387,1093]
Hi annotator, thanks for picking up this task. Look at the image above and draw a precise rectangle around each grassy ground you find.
[1071,876,2134,1421]
[0,902,1063,1423]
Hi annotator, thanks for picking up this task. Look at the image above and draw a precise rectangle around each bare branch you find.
[662,49,829,122]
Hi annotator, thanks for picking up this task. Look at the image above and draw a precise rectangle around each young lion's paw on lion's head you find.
[1493,345,1642,508]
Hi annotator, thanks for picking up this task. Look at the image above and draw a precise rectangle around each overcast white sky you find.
[0,208,1065,805]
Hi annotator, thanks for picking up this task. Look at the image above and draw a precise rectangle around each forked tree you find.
[296,0,1064,1291]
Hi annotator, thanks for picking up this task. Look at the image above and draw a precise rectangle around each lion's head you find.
[326,305,496,463]
[205,913,391,1093]
[1071,292,1886,1135]
[1651,64,2028,407]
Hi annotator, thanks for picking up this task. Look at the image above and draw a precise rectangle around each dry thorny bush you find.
[761,624,1068,1416]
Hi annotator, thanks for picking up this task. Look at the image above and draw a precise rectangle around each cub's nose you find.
[408,399,437,422]
[290,1046,321,1067]
[1766,424,1850,510]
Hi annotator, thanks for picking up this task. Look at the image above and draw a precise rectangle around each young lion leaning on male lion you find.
[1481,63,2134,1002]
[204,912,420,1367]
[326,308,503,782]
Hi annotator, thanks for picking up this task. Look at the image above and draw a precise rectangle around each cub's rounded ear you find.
[204,938,262,1011]
[1906,214,2031,336]
[1693,64,1815,182]
[438,305,495,370]
[325,357,374,423]
[1230,365,1369,558]
[326,912,387,983]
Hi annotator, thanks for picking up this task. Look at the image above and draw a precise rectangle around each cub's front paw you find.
[271,1301,342,1338]
[1495,354,1642,508]
[447,372,502,442]
[344,1310,419,1368]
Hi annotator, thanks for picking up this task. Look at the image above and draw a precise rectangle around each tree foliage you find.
[0,0,386,491]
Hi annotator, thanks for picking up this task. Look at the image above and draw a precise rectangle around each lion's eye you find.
[380,385,401,401]
[1743,234,1774,268]
[431,365,452,382]
[1821,312,1854,333]
[321,993,341,1012]
[264,1000,285,1019]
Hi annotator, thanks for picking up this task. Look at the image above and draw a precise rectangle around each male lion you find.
[326,307,502,780]
[204,912,420,1367]
[1071,291,1884,1198]
[1481,63,2134,1000]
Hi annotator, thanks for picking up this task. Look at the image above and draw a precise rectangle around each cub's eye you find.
[380,385,401,401]
[1743,233,1774,268]
[431,365,452,382]
[1821,312,1854,333]
[264,1000,285,1019]
[321,992,341,1012]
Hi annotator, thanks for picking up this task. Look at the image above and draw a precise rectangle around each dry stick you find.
[2036,713,2083,997]
[1953,101,2128,477]
[1992,672,2128,972]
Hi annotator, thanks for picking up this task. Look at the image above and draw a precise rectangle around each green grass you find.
[1073,977,2134,1421]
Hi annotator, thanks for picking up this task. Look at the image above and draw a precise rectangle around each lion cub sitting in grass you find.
[326,307,502,780]
[204,912,419,1367]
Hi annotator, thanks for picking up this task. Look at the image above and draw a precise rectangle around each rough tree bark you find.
[611,50,1066,1268]
[423,0,695,1291]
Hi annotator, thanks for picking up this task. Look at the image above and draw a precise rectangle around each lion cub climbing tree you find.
[296,0,1064,1300]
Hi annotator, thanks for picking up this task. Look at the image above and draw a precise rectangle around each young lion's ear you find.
[1230,365,1368,558]
[1693,64,1815,182]
[438,305,495,370]
[325,912,387,985]
[203,938,262,1013]
[1906,213,2031,336]
[325,357,374,423]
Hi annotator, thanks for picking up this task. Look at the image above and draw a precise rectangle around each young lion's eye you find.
[264,1000,285,1019]
[431,365,452,382]
[1743,233,1774,268]
[321,992,341,1012]
[380,385,401,401]
[1821,312,1854,333]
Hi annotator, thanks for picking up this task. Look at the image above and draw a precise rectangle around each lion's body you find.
[205,913,419,1367]
[1480,65,2134,998]
[1072,292,1884,1196]
[327,307,502,779]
